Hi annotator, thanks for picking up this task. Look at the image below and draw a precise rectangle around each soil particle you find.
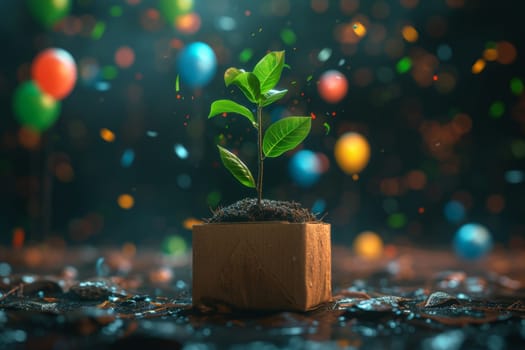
[207,198,318,223]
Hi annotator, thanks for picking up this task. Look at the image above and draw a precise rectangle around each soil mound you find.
[207,198,318,223]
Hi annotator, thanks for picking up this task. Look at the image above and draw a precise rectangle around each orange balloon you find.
[334,132,371,174]
[32,48,77,100]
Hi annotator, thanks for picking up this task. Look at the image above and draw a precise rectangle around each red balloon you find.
[317,70,348,104]
[32,48,77,100]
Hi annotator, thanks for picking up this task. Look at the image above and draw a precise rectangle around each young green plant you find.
[208,51,311,207]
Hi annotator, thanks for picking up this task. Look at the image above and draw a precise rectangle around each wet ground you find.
[1,245,524,349]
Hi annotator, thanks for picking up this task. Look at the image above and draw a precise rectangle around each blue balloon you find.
[177,42,217,88]
[289,150,321,187]
[453,223,493,260]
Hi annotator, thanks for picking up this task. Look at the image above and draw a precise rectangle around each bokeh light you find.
[117,194,135,210]
[162,235,188,256]
[114,46,135,68]
[496,41,517,65]
[175,12,201,34]
[353,231,384,260]
[159,0,194,24]
[334,132,371,175]
[0,0,522,260]
[444,200,466,224]
[288,150,322,187]
[401,25,418,43]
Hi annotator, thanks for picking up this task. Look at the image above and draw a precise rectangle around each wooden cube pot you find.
[192,222,332,312]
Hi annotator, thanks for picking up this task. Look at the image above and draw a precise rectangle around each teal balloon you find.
[27,0,71,27]
[177,42,217,88]
[13,81,61,132]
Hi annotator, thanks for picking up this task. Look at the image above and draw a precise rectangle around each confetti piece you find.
[323,122,330,135]
[100,128,115,142]
[91,21,106,40]
[306,75,313,82]
[317,48,332,62]
[175,74,180,92]
[146,130,158,137]
[352,22,366,37]
[471,59,486,74]
[120,149,135,168]
[174,144,189,159]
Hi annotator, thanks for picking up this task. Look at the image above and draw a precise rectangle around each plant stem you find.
[256,105,263,207]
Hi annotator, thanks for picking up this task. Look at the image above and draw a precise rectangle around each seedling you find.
[208,51,311,207]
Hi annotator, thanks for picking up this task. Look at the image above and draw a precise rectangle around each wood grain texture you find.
[192,222,332,311]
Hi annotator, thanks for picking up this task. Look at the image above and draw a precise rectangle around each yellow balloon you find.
[334,132,370,174]
[353,231,383,259]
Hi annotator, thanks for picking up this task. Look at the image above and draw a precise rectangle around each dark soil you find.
[206,198,318,223]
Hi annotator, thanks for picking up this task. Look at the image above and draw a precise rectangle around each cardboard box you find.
[192,222,332,311]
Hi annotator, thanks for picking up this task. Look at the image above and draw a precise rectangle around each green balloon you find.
[13,81,61,132]
[159,0,193,23]
[26,0,71,28]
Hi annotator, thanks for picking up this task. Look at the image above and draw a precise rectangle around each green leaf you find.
[217,145,256,188]
[263,117,311,158]
[225,69,260,103]
[260,89,288,107]
[253,51,285,95]
[224,67,244,86]
[209,99,257,128]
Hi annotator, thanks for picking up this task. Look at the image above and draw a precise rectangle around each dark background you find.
[0,0,523,249]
